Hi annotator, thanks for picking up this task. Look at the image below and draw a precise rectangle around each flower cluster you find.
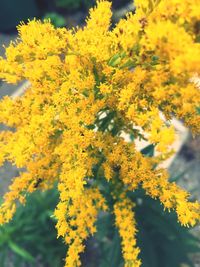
[114,197,141,267]
[0,0,200,266]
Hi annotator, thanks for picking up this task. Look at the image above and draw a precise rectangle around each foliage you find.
[0,1,200,267]
[55,0,94,10]
[44,12,66,27]
[96,189,200,267]
[0,186,199,267]
[0,189,66,267]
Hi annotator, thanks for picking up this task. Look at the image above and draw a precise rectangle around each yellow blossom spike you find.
[114,198,141,267]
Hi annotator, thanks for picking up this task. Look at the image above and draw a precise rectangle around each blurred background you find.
[0,0,133,32]
[0,1,200,266]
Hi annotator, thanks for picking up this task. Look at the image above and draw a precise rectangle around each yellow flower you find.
[114,198,141,267]
[0,1,200,266]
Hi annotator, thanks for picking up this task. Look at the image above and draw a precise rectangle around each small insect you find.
[194,21,200,35]
[112,164,121,172]
[139,17,148,28]
[34,178,42,188]
[119,28,123,34]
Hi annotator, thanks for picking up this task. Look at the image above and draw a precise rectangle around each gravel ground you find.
[169,134,200,267]
[0,34,20,196]
[170,134,200,202]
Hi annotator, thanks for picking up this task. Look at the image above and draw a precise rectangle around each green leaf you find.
[120,59,136,69]
[169,167,190,182]
[108,230,123,267]
[141,144,155,157]
[108,53,121,67]
[8,241,34,262]
[151,55,159,65]
[137,227,158,267]
[44,13,66,27]
[196,106,200,115]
